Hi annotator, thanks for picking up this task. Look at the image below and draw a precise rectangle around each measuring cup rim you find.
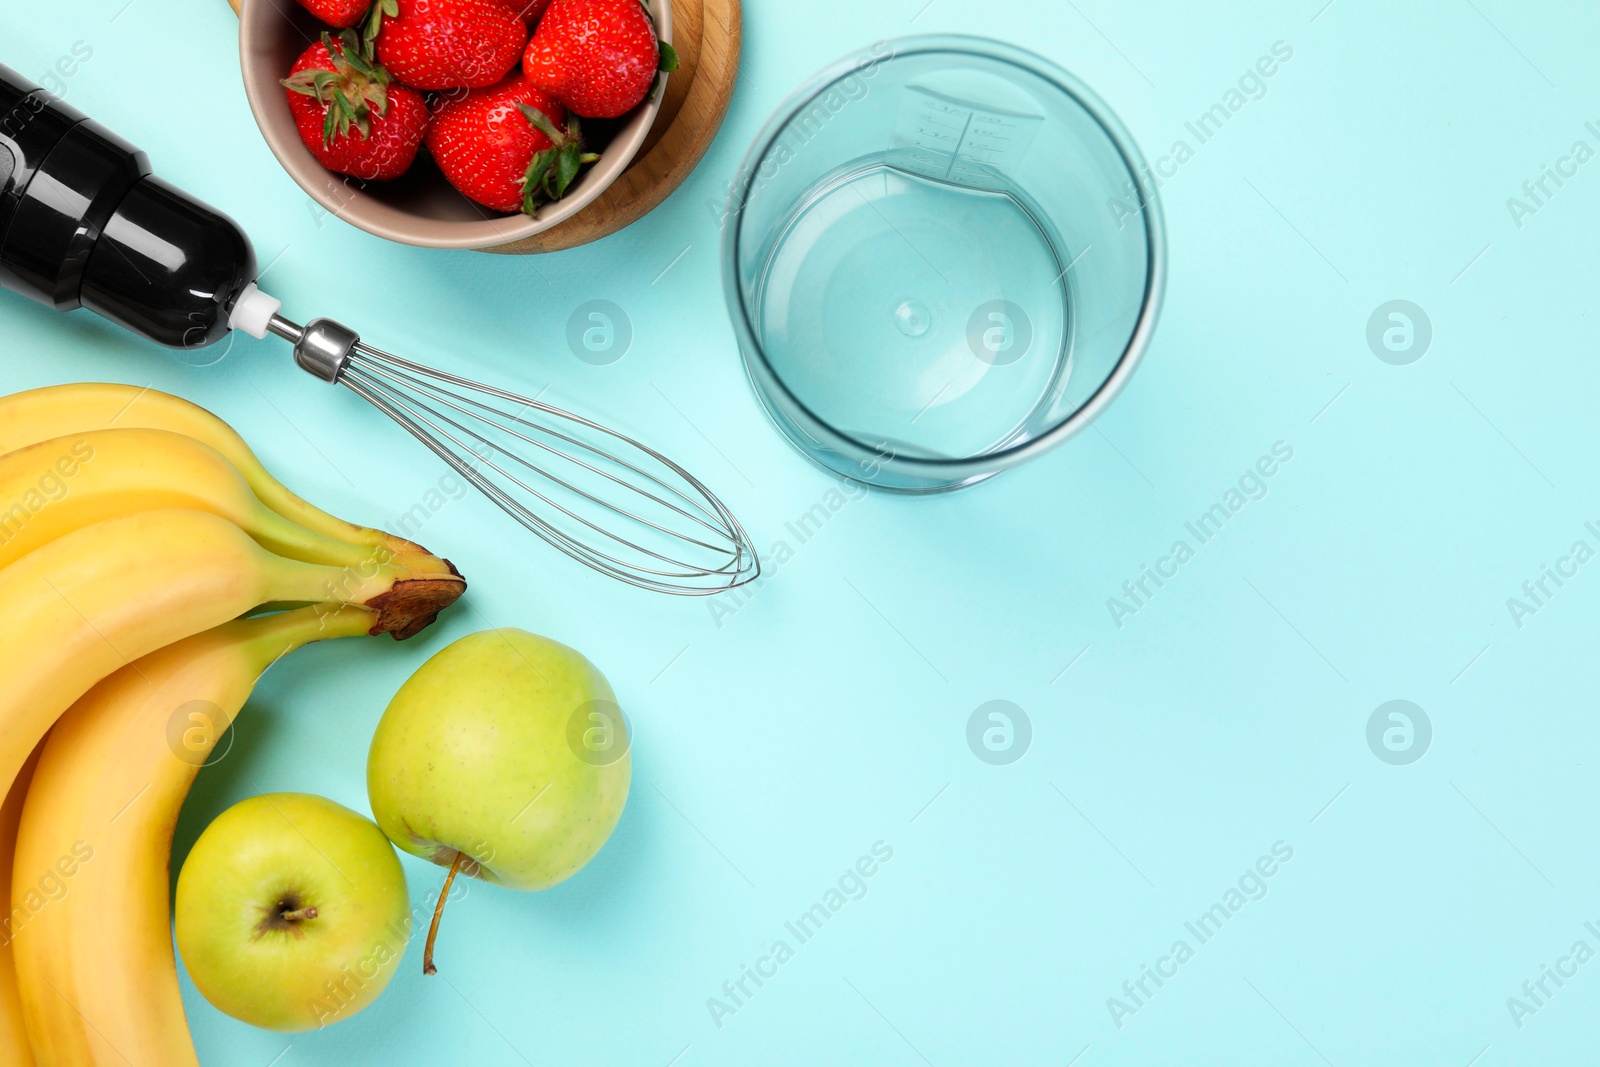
[721,33,1167,482]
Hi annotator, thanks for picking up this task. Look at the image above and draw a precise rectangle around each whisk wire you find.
[272,322,760,596]
[349,348,739,553]
[344,356,745,576]
[341,373,731,593]
[346,368,730,583]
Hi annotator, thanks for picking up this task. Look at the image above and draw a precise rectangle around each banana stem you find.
[249,506,401,574]
[423,851,468,977]
[237,604,378,660]
[270,552,463,640]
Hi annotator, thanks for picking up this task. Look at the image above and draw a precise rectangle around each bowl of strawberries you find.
[239,0,676,250]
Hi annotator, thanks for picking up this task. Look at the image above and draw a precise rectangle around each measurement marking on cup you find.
[894,87,1043,190]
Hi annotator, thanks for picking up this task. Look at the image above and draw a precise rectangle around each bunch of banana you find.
[0,382,469,1065]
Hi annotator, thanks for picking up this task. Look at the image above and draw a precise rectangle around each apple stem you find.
[280,906,318,922]
[423,850,468,976]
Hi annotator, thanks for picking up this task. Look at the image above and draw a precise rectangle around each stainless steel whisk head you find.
[266,315,761,596]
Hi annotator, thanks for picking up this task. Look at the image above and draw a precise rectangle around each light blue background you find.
[5,0,1599,1063]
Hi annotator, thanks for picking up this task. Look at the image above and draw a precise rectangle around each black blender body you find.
[0,62,256,349]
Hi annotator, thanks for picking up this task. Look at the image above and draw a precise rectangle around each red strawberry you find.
[426,76,597,214]
[523,0,677,119]
[495,0,550,27]
[376,0,528,91]
[283,32,429,181]
[292,0,370,28]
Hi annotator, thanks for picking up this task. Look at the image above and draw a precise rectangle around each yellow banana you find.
[0,382,454,579]
[0,744,42,1067]
[14,606,374,1066]
[0,507,453,814]
[0,428,381,572]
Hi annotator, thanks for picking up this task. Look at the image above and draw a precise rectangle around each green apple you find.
[174,793,410,1032]
[366,628,630,973]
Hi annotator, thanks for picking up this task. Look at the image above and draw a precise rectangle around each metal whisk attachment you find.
[265,315,760,596]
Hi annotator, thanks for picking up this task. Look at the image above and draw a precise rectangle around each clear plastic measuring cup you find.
[722,36,1166,492]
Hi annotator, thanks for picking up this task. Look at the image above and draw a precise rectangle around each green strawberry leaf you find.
[290,29,398,146]
[516,104,565,144]
[553,142,582,197]
[281,69,329,100]
[360,0,399,57]
[526,146,560,180]
[519,146,559,213]
[659,41,679,73]
[517,135,601,216]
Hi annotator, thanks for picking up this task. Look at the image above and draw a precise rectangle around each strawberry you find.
[376,0,528,91]
[426,76,597,214]
[523,0,678,119]
[283,32,429,182]
[292,0,371,28]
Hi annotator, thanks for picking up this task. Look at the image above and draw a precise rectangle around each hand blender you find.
[0,62,758,595]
